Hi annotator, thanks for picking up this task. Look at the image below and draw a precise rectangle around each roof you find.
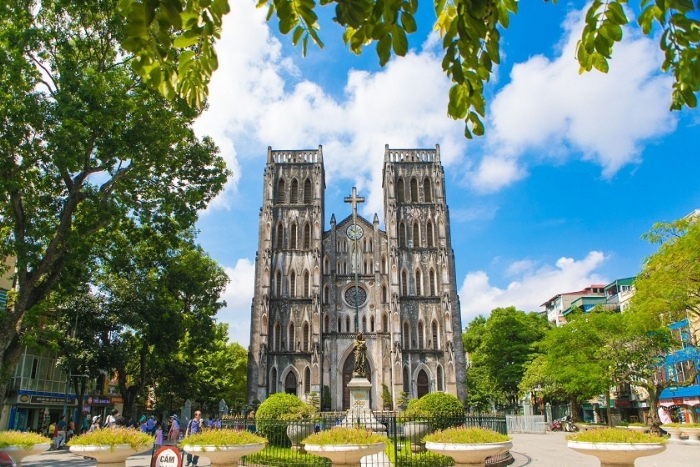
[604,277,636,292]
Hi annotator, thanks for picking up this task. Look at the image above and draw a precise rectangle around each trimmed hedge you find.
[406,392,464,431]
[256,393,306,446]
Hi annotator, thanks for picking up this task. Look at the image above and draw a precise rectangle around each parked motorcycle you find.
[551,416,578,432]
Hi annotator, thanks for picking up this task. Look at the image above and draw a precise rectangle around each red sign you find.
[151,446,182,467]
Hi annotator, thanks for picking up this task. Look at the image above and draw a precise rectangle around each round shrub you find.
[255,393,306,446]
[406,392,464,431]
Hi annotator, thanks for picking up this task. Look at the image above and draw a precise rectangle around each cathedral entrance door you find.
[342,354,372,410]
[285,372,297,395]
[416,370,429,398]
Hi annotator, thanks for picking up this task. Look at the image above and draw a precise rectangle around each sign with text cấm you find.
[151,446,181,467]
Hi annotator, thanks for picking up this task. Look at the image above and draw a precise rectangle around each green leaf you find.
[434,0,447,16]
[377,35,391,66]
[173,30,201,48]
[606,2,628,25]
[392,26,408,56]
[592,52,609,73]
[448,84,467,119]
[594,33,612,57]
[401,12,417,33]
[292,25,304,45]
[600,22,623,42]
[503,0,518,14]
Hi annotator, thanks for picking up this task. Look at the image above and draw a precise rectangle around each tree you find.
[634,215,700,321]
[462,307,549,411]
[122,0,698,135]
[0,0,228,413]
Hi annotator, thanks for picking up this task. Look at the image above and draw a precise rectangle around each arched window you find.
[437,365,444,391]
[303,178,312,203]
[369,238,373,252]
[290,223,297,249]
[289,322,295,351]
[346,316,351,333]
[382,285,388,303]
[427,221,434,248]
[303,270,310,297]
[399,222,406,247]
[403,322,410,349]
[323,285,329,304]
[403,366,410,392]
[429,269,436,296]
[370,316,375,332]
[415,269,423,296]
[323,314,329,333]
[276,223,283,249]
[323,255,329,273]
[338,317,342,332]
[276,179,285,203]
[290,179,299,204]
[412,223,419,248]
[417,321,424,349]
[381,255,387,274]
[401,270,408,296]
[275,270,282,297]
[303,322,310,351]
[382,313,388,332]
[362,316,367,332]
[270,367,277,393]
[432,320,439,350]
[274,322,281,351]
[424,178,432,203]
[410,178,418,202]
[304,367,311,394]
[397,178,405,203]
[303,223,311,249]
[290,272,296,298]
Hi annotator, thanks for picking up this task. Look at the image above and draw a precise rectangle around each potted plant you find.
[424,426,512,467]
[180,428,267,467]
[256,393,308,447]
[398,406,431,453]
[616,422,649,433]
[660,422,700,441]
[281,402,321,452]
[302,426,386,467]
[401,392,464,453]
[67,427,153,466]
[566,427,666,467]
[0,431,52,467]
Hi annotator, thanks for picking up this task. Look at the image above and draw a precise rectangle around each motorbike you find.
[551,416,578,432]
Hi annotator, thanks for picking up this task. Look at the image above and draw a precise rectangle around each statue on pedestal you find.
[352,332,368,378]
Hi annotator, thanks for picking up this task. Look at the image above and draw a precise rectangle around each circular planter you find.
[287,421,316,451]
[181,443,266,467]
[425,441,513,467]
[403,420,431,453]
[69,443,153,467]
[661,425,700,441]
[579,424,605,431]
[0,443,51,467]
[567,441,665,467]
[304,442,385,467]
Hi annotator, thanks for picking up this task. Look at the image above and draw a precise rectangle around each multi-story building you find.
[246,145,467,409]
[540,285,606,326]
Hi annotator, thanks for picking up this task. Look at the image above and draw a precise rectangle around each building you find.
[246,145,467,410]
[540,285,606,326]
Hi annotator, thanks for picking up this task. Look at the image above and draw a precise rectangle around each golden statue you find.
[352,332,368,377]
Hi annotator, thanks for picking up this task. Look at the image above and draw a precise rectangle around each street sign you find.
[151,446,181,467]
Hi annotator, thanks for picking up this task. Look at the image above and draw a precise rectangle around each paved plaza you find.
[16,432,700,467]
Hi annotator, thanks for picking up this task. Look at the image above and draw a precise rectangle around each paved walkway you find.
[17,432,700,467]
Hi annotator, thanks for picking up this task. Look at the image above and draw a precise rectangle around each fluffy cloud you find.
[458,251,609,324]
[466,9,676,192]
[218,259,256,346]
[194,0,469,215]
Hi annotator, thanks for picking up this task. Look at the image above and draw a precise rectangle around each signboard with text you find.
[151,446,182,467]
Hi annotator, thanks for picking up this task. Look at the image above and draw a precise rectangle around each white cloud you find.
[465,8,676,191]
[194,0,470,215]
[458,251,608,324]
[218,259,256,346]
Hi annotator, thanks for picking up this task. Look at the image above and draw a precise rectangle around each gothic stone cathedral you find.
[246,145,467,410]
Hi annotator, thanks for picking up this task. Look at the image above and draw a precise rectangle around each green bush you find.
[405,392,464,431]
[256,393,306,446]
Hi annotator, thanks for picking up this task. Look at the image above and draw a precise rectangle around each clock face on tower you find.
[344,285,367,307]
[346,224,364,240]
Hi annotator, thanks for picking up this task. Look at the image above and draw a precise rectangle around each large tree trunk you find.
[0,332,24,426]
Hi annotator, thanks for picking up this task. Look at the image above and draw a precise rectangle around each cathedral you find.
[246,145,466,410]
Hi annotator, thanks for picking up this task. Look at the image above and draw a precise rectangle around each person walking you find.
[89,415,101,432]
[184,411,204,467]
[104,409,119,428]
[167,414,180,444]
[56,416,67,448]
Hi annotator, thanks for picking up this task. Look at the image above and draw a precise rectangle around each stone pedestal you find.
[341,377,385,432]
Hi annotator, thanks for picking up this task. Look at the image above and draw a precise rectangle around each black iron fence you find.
[222,411,510,467]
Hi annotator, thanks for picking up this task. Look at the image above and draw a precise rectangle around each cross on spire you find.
[344,187,365,222]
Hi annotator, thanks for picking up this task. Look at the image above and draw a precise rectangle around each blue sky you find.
[192,0,700,346]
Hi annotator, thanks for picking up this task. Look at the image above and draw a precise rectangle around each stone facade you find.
[246,145,466,410]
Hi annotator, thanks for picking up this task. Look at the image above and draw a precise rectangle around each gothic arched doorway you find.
[342,354,372,410]
[416,369,429,398]
[285,371,297,395]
